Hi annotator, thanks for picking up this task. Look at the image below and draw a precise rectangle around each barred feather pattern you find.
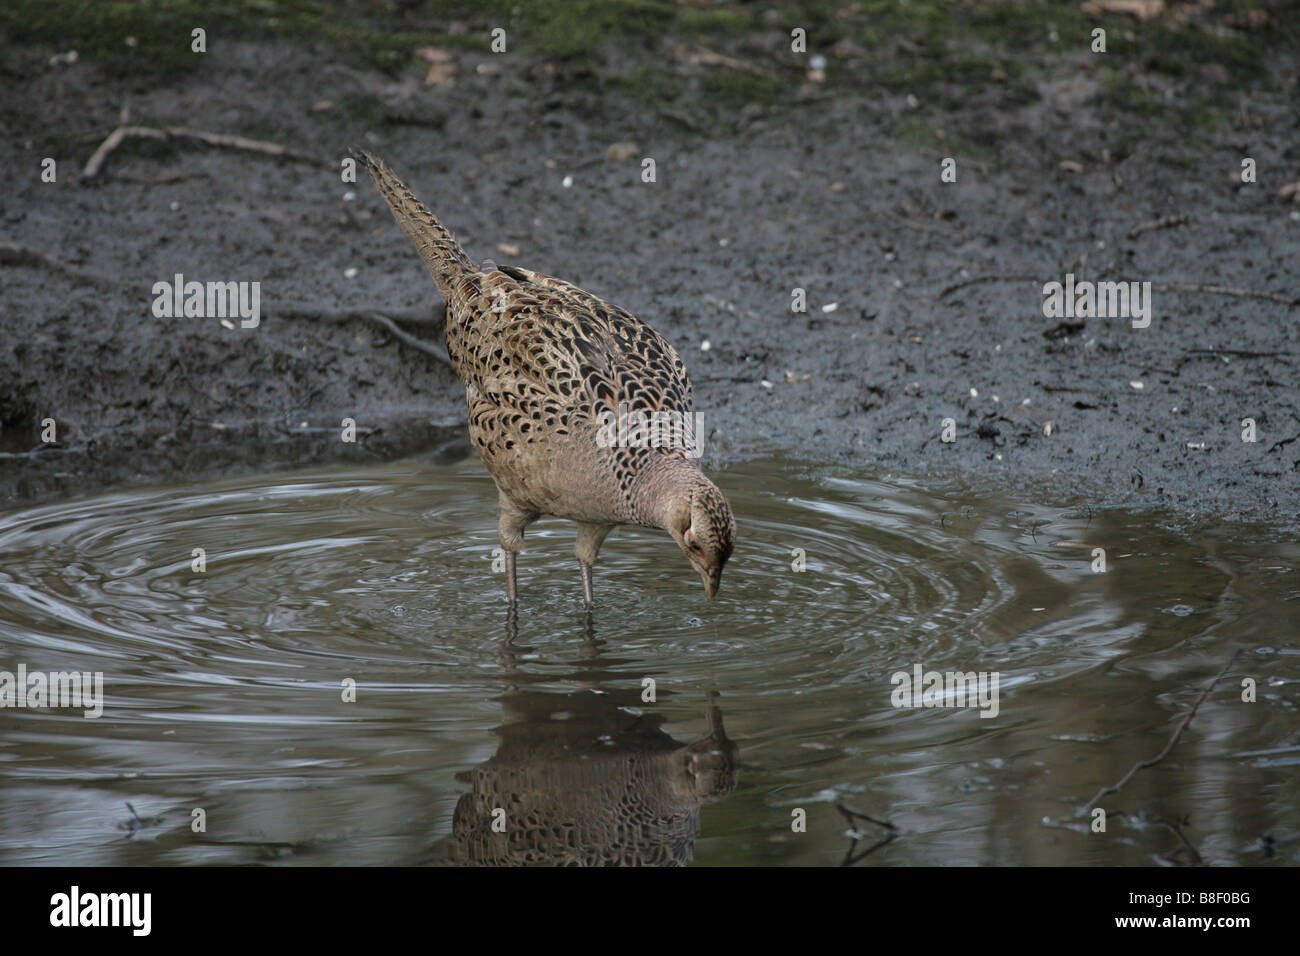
[356,149,734,586]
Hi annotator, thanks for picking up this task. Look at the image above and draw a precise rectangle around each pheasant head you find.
[666,477,736,599]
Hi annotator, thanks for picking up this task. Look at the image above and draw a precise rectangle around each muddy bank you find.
[2,3,1297,526]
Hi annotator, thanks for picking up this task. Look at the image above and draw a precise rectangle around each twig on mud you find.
[940,276,1297,307]
[938,273,1036,299]
[1153,283,1299,307]
[276,303,451,365]
[1266,433,1299,453]
[1127,213,1189,240]
[82,125,324,179]
[0,239,118,286]
[364,311,453,368]
[689,48,773,77]
[658,109,703,132]
[885,211,953,234]
[276,302,446,328]
[275,301,451,366]
[1083,650,1241,813]
[1185,348,1294,360]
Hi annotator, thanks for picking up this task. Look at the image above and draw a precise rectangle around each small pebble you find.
[605,142,639,162]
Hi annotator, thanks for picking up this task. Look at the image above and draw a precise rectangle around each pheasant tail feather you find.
[352,147,475,296]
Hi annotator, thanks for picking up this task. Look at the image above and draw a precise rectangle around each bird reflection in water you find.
[428,613,738,866]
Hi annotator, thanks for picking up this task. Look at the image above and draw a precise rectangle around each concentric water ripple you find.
[0,457,1295,865]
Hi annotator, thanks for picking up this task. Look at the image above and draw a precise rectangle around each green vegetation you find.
[1,0,1289,132]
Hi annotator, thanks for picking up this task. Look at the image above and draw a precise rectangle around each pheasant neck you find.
[633,457,705,530]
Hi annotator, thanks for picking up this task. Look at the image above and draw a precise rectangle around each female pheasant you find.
[355,151,735,604]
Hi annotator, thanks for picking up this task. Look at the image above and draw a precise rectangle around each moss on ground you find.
[1,0,1289,136]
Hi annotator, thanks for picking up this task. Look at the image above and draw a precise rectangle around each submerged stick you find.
[1084,650,1241,813]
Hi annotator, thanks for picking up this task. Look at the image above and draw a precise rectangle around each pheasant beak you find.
[697,563,721,600]
[677,526,722,598]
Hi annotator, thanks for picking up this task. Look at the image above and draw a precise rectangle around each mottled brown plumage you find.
[356,150,735,603]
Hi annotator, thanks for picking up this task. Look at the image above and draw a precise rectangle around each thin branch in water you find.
[1084,650,1241,813]
[835,802,899,833]
[835,802,900,866]
[1111,811,1204,866]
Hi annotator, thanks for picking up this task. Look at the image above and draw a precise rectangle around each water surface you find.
[0,456,1296,865]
